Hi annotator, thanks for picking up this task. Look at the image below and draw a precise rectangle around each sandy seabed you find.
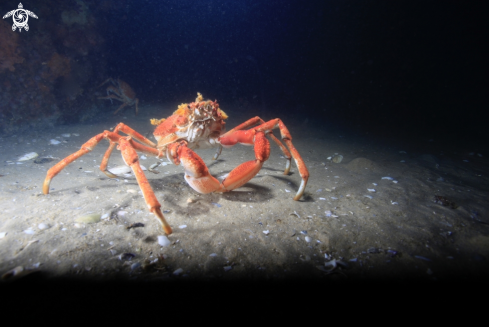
[1,104,488,286]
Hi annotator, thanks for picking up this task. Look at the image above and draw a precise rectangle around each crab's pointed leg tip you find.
[164,226,173,235]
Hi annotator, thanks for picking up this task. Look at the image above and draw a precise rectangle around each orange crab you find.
[43,93,309,235]
[98,78,139,115]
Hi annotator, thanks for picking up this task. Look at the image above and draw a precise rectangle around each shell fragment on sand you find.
[158,235,171,247]
[75,213,101,224]
[108,165,131,175]
[50,139,61,145]
[1,266,24,280]
[332,154,343,163]
[17,152,39,161]
[38,223,50,230]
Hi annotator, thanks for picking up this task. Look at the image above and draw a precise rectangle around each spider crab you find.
[98,78,139,115]
[43,93,309,235]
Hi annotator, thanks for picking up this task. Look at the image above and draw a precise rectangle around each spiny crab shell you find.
[151,93,229,152]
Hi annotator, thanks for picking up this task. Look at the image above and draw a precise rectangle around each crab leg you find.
[113,123,156,148]
[113,102,129,115]
[43,128,160,192]
[167,131,270,195]
[220,116,293,174]
[100,125,160,178]
[219,131,270,191]
[221,118,309,200]
[98,78,114,88]
[119,138,172,235]
[100,140,118,178]
[43,132,108,194]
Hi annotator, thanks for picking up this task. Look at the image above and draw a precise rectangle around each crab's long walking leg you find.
[98,78,112,88]
[167,131,271,195]
[167,142,222,194]
[134,98,139,115]
[119,138,172,235]
[113,102,129,115]
[100,141,118,178]
[220,116,292,174]
[43,133,107,194]
[212,145,223,160]
[98,94,123,105]
[114,123,157,148]
[99,123,161,178]
[220,131,270,191]
[255,119,309,200]
[100,134,160,178]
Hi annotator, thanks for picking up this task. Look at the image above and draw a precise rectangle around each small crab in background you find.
[98,78,139,115]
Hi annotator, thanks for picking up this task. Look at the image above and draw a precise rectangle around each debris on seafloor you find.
[119,253,135,261]
[75,213,101,224]
[316,258,349,275]
[290,211,300,218]
[15,240,39,256]
[38,223,50,230]
[34,157,56,164]
[17,152,38,161]
[173,268,184,275]
[126,222,145,230]
[1,266,25,280]
[332,154,343,163]
[433,195,458,209]
[414,255,432,261]
[367,247,381,254]
[108,165,131,175]
[158,235,171,247]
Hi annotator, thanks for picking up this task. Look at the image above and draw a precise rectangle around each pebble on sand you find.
[38,223,50,230]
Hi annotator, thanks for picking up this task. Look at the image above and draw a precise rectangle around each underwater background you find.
[0,1,488,287]
[0,0,486,146]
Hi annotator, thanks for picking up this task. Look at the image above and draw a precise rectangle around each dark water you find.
[0,0,487,151]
